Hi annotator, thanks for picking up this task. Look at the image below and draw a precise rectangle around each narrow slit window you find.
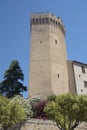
[81,89,83,92]
[79,74,81,77]
[55,40,57,44]
[57,74,59,78]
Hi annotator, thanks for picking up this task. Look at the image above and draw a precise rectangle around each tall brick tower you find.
[29,13,69,98]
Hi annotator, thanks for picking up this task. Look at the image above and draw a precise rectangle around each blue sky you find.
[0,1,87,98]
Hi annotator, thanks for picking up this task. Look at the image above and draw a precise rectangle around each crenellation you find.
[30,13,65,35]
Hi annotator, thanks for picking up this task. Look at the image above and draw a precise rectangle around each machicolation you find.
[30,13,65,35]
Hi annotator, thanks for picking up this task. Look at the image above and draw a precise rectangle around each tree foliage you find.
[0,95,26,130]
[0,60,27,98]
[45,94,87,130]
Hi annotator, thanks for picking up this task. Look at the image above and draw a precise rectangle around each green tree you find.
[0,60,27,98]
[0,95,26,130]
[45,94,87,130]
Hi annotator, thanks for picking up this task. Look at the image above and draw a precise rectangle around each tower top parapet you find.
[30,12,65,35]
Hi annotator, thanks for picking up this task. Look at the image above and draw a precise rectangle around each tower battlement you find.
[30,13,65,35]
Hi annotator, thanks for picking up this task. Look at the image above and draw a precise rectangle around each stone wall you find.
[29,13,69,98]
[8,119,87,130]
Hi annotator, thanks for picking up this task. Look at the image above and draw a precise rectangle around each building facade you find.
[67,61,87,95]
[29,13,69,98]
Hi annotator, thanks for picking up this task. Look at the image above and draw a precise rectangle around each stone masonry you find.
[8,119,87,130]
[29,13,69,98]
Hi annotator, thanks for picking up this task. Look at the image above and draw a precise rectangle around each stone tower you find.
[29,13,69,98]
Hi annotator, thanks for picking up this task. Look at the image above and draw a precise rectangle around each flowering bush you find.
[30,95,56,119]
[30,96,41,106]
[12,95,33,118]
[31,100,47,119]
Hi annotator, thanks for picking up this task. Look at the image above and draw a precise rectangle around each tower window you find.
[84,81,87,88]
[81,66,85,73]
[57,74,59,78]
[79,74,81,77]
[40,41,42,43]
[55,40,57,44]
[81,89,83,92]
